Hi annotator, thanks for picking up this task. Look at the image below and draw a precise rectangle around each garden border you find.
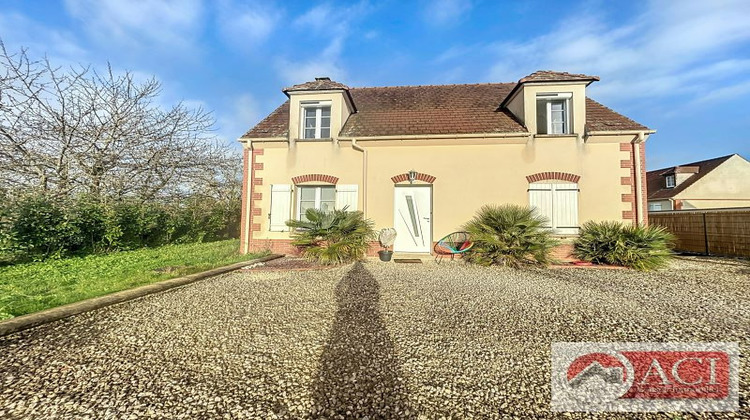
[0,254,283,337]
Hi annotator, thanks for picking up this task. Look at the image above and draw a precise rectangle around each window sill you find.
[534,134,578,138]
[295,137,334,142]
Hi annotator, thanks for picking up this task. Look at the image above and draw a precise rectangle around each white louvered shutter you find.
[269,184,292,231]
[335,184,358,211]
[529,183,553,228]
[553,183,579,234]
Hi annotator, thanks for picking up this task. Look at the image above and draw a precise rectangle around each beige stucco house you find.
[238,71,653,255]
[647,154,750,211]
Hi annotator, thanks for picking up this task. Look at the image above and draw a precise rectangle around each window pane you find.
[305,108,316,118]
[304,129,316,139]
[305,116,316,128]
[320,187,335,201]
[319,200,335,213]
[321,107,331,117]
[320,128,330,138]
[320,116,330,128]
[536,101,548,134]
[299,202,315,221]
[300,187,316,201]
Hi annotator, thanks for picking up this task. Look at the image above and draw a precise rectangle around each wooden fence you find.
[649,208,750,257]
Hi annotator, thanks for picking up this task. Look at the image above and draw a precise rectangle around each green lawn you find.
[0,240,266,320]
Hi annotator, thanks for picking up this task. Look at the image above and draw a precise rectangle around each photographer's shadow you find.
[310,262,413,418]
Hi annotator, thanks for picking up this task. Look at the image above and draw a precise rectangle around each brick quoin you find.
[390,172,437,184]
[239,148,250,253]
[619,142,649,225]
[291,174,339,184]
[621,143,636,224]
[525,172,580,183]
[244,147,264,254]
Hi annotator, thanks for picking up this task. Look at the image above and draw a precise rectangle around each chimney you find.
[315,77,331,81]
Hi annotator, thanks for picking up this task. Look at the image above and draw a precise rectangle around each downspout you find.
[351,138,367,217]
[633,132,645,225]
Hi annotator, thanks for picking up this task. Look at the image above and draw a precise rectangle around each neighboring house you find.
[238,71,653,255]
[647,154,750,211]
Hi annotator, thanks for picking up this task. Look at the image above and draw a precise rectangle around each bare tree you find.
[0,41,238,203]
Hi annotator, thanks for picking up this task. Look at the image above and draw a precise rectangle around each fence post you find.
[702,212,709,256]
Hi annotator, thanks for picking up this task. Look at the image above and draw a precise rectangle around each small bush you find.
[574,221,674,270]
[286,208,375,265]
[462,204,558,268]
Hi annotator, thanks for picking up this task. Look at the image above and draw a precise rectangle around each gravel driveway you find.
[0,257,748,419]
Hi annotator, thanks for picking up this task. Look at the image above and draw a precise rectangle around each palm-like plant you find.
[286,207,375,265]
[574,221,674,270]
[462,204,558,267]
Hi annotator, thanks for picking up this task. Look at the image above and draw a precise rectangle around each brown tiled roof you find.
[585,98,649,132]
[242,81,650,138]
[520,70,600,84]
[243,101,289,138]
[340,84,525,137]
[647,154,736,200]
[283,77,350,93]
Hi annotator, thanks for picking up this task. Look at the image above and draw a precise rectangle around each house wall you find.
[242,134,642,254]
[674,155,750,209]
[648,199,673,211]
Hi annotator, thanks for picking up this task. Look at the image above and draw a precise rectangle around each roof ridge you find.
[647,154,735,174]
[350,82,515,90]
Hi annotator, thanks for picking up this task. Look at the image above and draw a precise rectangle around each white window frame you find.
[665,174,676,188]
[299,101,332,139]
[536,93,572,135]
[296,185,336,220]
[649,202,663,212]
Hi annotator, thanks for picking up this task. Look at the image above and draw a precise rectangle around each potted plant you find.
[378,228,397,262]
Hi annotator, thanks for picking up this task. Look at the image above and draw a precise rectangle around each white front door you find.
[393,186,432,253]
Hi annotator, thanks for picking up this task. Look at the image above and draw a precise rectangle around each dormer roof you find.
[283,77,350,93]
[500,70,600,108]
[519,70,600,84]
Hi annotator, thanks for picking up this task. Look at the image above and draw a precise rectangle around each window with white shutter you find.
[529,182,579,234]
[335,184,358,212]
[269,184,292,231]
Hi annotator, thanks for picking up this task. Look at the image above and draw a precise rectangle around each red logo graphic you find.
[567,351,730,400]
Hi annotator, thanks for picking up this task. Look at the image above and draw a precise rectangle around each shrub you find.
[462,204,558,267]
[0,193,242,264]
[574,221,674,270]
[286,208,375,265]
[0,194,76,260]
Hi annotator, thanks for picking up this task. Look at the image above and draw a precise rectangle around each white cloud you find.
[422,0,472,25]
[476,0,750,105]
[275,1,371,85]
[216,0,281,51]
[212,94,261,144]
[63,0,204,51]
[0,12,88,64]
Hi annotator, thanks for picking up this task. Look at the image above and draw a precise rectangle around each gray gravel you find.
[0,256,748,419]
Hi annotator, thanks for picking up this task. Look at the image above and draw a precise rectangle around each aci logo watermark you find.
[551,342,739,412]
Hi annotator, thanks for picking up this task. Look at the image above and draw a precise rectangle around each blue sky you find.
[1,0,749,169]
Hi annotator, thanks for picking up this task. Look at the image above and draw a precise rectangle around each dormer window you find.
[665,174,676,188]
[536,93,571,135]
[301,102,331,139]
